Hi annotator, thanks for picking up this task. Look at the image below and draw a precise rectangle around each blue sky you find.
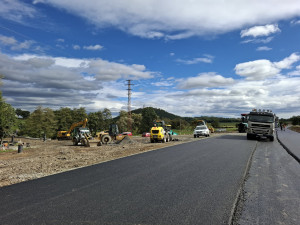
[1,0,300,118]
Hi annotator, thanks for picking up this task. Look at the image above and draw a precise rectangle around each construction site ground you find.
[0,134,221,188]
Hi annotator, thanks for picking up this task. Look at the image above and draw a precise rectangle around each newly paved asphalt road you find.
[277,127,300,161]
[237,131,300,225]
[0,134,256,225]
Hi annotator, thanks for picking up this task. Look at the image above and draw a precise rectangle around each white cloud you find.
[0,34,38,51]
[11,40,35,50]
[241,24,281,38]
[0,35,17,45]
[291,20,300,25]
[151,81,174,87]
[89,60,154,81]
[274,53,300,69]
[0,52,156,111]
[235,53,300,80]
[178,72,235,89]
[176,56,213,65]
[33,0,300,39]
[241,37,274,44]
[83,44,103,50]
[2,51,300,118]
[0,0,37,24]
[256,46,272,51]
[288,65,300,76]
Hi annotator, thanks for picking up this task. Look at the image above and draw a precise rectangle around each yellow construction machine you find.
[95,124,128,145]
[68,118,94,147]
[150,120,171,143]
[57,131,71,140]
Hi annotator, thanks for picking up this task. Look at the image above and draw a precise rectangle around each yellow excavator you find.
[57,119,89,141]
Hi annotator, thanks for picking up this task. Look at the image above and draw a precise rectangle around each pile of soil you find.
[0,135,208,187]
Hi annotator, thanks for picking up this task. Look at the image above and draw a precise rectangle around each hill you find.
[132,107,180,120]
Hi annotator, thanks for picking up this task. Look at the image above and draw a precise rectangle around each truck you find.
[246,109,276,141]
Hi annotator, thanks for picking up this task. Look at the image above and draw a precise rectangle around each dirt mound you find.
[117,136,135,145]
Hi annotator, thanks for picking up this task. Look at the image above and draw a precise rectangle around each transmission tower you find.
[126,80,134,132]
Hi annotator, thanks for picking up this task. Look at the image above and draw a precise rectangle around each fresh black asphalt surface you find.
[0,134,256,225]
[237,132,300,225]
[277,128,300,162]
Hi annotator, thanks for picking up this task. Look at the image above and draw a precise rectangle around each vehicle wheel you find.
[270,136,274,142]
[73,139,78,146]
[150,139,154,143]
[194,135,196,138]
[247,134,252,140]
[81,139,86,146]
[101,135,112,144]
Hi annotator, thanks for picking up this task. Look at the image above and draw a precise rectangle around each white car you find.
[194,125,210,138]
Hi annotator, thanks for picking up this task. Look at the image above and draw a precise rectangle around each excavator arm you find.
[67,118,88,135]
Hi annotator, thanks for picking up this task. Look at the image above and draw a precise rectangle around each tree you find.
[291,116,300,125]
[116,111,142,134]
[211,118,220,128]
[132,113,142,134]
[0,92,17,141]
[15,108,30,119]
[116,110,128,133]
[140,107,157,132]
[54,107,74,131]
[24,106,57,138]
[102,108,112,130]
[171,118,189,130]
[88,111,104,134]
[72,107,87,123]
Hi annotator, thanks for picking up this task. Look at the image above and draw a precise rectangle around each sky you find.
[0,0,300,118]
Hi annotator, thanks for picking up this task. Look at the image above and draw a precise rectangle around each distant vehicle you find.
[238,113,248,133]
[122,132,132,136]
[194,125,210,138]
[142,132,150,137]
[246,109,276,141]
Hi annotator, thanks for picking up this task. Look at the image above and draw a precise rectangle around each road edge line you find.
[276,130,300,164]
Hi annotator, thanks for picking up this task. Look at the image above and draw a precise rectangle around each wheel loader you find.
[150,120,171,143]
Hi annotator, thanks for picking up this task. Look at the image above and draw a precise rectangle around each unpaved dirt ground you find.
[0,135,220,187]
[290,125,300,133]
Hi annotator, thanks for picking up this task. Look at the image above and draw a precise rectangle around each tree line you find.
[2,88,299,140]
